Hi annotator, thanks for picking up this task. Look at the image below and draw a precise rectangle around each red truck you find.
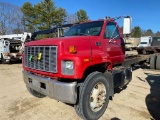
[22,16,151,120]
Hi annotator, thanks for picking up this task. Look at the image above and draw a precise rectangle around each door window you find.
[105,22,120,39]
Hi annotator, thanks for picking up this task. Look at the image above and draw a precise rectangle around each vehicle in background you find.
[125,37,140,51]
[0,32,31,41]
[0,38,22,63]
[137,36,152,47]
[137,36,152,54]
[137,37,160,54]
[0,32,31,63]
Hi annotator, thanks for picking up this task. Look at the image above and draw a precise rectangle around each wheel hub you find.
[90,82,106,112]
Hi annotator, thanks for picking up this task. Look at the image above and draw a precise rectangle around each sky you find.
[1,0,160,33]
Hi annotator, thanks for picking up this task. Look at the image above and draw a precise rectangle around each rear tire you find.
[150,54,157,69]
[74,72,110,120]
[156,55,160,70]
[27,86,46,98]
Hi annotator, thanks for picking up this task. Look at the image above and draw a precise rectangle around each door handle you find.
[109,40,116,43]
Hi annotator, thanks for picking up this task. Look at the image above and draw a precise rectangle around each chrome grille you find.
[24,46,58,73]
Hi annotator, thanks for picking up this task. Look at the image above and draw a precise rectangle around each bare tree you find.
[66,13,78,24]
[0,2,24,34]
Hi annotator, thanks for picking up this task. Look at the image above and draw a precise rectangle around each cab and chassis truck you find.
[22,16,152,120]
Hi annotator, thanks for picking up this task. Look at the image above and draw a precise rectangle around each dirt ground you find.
[0,61,160,120]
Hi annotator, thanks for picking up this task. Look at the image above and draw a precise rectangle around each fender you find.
[78,52,112,79]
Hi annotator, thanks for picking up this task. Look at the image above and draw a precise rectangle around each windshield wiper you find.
[78,33,89,36]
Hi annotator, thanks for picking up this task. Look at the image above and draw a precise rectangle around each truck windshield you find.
[140,42,147,44]
[64,21,104,36]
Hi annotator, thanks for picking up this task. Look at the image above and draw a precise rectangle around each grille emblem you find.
[29,55,33,61]
[29,53,42,61]
[37,53,42,60]
[33,56,38,61]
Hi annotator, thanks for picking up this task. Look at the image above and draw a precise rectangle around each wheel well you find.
[78,63,114,97]
[76,64,132,98]
[82,63,107,80]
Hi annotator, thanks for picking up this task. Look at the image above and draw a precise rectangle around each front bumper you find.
[23,71,77,104]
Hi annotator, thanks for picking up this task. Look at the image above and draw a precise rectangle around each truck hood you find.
[25,36,91,46]
[25,36,94,55]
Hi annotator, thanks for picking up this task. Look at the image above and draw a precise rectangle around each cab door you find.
[103,22,124,64]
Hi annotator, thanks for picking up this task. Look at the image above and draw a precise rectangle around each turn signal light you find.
[69,46,77,54]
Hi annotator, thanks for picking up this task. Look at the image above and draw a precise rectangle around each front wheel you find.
[74,72,110,120]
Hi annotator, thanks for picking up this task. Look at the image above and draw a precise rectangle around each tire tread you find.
[74,71,110,120]
[156,55,160,70]
[150,54,157,69]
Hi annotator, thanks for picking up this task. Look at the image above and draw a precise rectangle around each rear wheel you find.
[150,54,157,69]
[27,86,46,98]
[156,55,160,70]
[74,72,110,120]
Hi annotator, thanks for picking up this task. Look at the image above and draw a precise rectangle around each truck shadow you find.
[0,60,22,64]
[110,117,121,120]
[145,73,160,120]
[114,85,127,94]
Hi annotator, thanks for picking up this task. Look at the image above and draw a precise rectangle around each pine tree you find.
[142,29,154,36]
[76,9,89,22]
[131,26,142,38]
[21,2,35,32]
[21,0,66,31]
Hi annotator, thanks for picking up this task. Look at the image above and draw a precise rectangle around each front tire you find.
[74,72,110,120]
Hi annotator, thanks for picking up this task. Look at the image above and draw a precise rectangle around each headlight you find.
[65,61,74,69]
[62,60,74,75]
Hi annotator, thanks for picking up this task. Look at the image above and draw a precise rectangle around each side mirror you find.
[123,16,132,35]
